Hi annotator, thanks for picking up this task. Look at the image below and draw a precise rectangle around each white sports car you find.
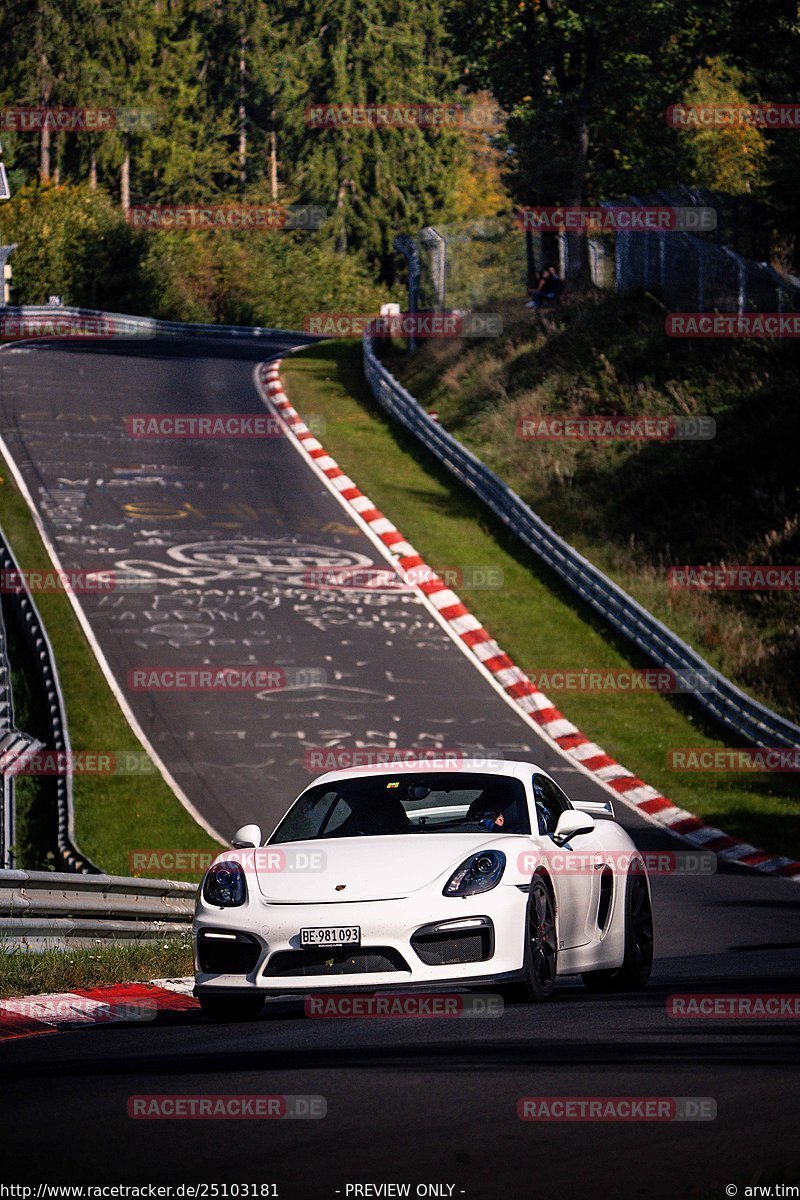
[193,759,654,1020]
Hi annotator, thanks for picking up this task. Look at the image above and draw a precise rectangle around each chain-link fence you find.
[606,187,800,313]
[404,217,616,314]
[406,216,528,310]
[613,223,800,312]
[400,186,800,317]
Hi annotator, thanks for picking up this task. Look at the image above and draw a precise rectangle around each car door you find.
[531,773,602,949]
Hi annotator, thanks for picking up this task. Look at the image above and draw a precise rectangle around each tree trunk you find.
[38,47,51,182]
[121,146,130,211]
[564,100,590,288]
[90,149,97,190]
[335,179,347,254]
[238,24,247,188]
[40,124,51,182]
[562,51,595,290]
[269,131,278,200]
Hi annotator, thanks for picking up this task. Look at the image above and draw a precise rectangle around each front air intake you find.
[411,919,494,965]
[197,930,262,974]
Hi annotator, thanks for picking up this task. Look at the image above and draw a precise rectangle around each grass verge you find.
[282,341,800,860]
[0,462,221,877]
[0,937,193,998]
[388,292,800,725]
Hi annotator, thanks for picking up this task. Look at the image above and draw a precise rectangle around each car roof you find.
[305,758,550,790]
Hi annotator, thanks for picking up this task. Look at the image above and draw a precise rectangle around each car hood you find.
[252,834,515,903]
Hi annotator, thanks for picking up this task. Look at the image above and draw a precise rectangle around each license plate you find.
[300,926,361,947]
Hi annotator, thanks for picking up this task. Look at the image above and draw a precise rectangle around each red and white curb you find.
[257,359,800,884]
[0,979,196,1042]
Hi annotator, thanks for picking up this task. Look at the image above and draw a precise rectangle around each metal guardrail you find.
[0,869,196,949]
[362,330,800,752]
[0,552,17,867]
[0,532,99,873]
[0,304,318,345]
[0,525,44,870]
[0,733,42,870]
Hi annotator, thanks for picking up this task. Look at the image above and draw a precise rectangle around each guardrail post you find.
[0,245,16,305]
[557,233,568,279]
[723,246,747,314]
[764,263,788,314]
[420,226,447,311]
[393,234,420,352]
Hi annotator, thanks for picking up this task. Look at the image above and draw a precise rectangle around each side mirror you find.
[231,823,262,849]
[553,810,595,845]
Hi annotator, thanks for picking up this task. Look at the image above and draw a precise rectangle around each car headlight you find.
[202,860,248,907]
[443,850,506,897]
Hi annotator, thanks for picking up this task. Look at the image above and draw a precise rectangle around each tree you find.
[272,0,467,279]
[446,0,736,285]
[0,0,83,184]
[678,57,770,195]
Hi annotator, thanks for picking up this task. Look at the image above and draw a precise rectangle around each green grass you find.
[0,937,193,998]
[282,341,800,861]
[0,465,221,877]
[389,291,800,726]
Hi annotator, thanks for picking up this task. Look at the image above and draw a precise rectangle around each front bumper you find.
[194,886,528,995]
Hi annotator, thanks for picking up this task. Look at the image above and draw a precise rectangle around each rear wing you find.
[571,798,615,819]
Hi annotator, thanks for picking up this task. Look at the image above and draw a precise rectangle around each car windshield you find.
[270,772,530,842]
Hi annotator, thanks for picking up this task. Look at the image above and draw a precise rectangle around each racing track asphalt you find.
[0,336,798,1197]
[0,334,629,838]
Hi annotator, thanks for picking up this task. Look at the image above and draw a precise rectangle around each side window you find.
[545,776,572,813]
[532,774,570,836]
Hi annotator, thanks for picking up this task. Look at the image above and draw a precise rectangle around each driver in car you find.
[465,797,508,832]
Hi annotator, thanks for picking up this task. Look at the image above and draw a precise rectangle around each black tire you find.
[582,862,653,992]
[508,875,558,1002]
[197,994,265,1022]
